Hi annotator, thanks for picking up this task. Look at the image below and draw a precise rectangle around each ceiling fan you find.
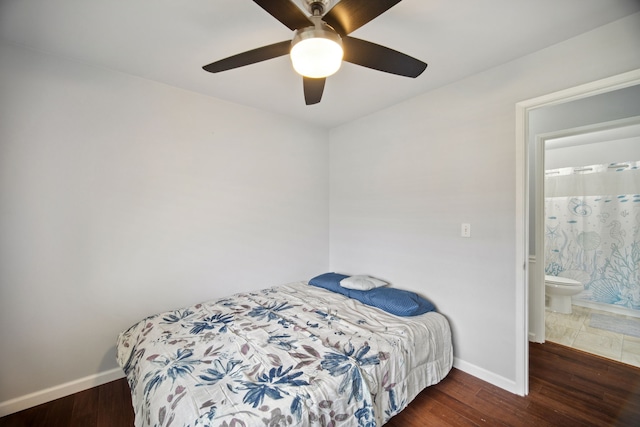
[202,0,427,105]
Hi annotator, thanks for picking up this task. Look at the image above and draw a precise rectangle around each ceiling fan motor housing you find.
[292,17,342,47]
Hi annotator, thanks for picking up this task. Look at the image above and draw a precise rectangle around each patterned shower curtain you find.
[544,162,640,312]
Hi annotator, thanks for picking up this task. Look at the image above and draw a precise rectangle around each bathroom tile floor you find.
[545,305,640,368]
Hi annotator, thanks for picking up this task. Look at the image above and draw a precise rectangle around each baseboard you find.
[453,357,520,395]
[0,368,125,417]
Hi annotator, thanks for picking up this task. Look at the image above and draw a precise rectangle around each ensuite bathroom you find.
[528,84,640,367]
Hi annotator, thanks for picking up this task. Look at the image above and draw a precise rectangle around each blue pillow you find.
[309,273,350,295]
[355,287,436,316]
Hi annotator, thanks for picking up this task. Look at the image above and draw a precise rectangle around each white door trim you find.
[514,69,640,396]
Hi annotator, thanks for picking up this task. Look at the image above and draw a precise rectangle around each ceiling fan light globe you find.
[291,27,343,78]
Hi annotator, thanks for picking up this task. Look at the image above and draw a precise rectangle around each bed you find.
[116,277,453,426]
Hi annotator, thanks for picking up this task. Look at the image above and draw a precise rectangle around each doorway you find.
[514,69,640,396]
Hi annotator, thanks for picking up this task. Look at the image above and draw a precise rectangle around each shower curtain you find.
[544,161,640,312]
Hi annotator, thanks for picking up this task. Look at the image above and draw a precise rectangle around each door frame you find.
[514,69,640,396]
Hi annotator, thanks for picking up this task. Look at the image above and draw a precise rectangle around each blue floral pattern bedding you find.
[117,282,453,426]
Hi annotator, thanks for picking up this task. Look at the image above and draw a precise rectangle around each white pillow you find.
[339,275,388,291]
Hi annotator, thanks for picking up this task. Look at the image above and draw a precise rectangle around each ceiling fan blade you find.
[303,77,326,105]
[203,40,291,73]
[342,36,427,78]
[253,0,313,31]
[323,0,402,36]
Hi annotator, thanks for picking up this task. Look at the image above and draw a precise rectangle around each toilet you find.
[545,275,584,314]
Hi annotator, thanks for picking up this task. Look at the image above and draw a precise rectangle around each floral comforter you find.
[116,282,453,427]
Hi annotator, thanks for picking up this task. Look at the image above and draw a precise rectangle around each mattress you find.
[117,281,453,426]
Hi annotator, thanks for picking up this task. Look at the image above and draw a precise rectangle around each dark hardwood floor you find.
[2,342,639,426]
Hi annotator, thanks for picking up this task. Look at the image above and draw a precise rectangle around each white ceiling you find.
[1,0,639,128]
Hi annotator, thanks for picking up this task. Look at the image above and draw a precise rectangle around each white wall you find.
[0,42,330,407]
[329,12,640,390]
